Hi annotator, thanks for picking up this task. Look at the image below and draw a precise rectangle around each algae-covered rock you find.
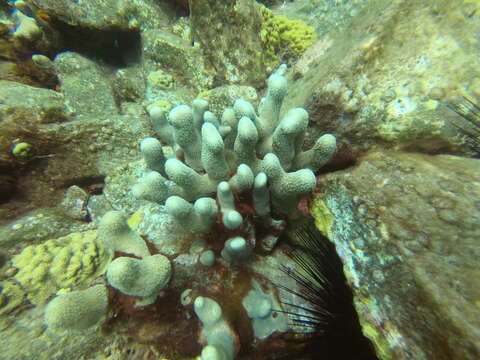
[11,230,111,305]
[59,185,90,221]
[283,0,480,157]
[30,0,173,31]
[313,151,480,360]
[142,29,212,93]
[189,0,266,86]
[54,52,117,119]
[0,80,66,128]
[0,208,92,247]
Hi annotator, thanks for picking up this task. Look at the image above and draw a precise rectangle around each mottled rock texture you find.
[0,80,65,125]
[313,150,480,360]
[54,52,117,119]
[141,29,211,92]
[190,0,266,87]
[30,0,173,30]
[283,0,480,159]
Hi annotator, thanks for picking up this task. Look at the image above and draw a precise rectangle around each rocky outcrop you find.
[313,150,480,359]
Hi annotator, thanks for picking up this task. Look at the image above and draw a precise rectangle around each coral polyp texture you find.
[134,64,336,257]
[44,284,108,333]
[11,230,111,305]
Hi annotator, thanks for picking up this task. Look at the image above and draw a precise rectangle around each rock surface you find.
[313,150,480,360]
[190,0,266,87]
[54,52,118,119]
[30,0,173,31]
[283,0,480,159]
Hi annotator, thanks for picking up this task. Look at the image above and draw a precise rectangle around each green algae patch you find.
[11,230,111,305]
[310,198,334,238]
[360,321,393,360]
[127,210,144,230]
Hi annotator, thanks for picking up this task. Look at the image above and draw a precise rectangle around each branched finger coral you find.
[41,66,336,360]
[133,64,336,263]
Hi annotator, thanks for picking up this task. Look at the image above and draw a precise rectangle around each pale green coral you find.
[259,6,316,68]
[11,230,111,305]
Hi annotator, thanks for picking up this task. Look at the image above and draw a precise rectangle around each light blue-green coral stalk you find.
[229,164,254,192]
[217,182,243,230]
[169,104,203,170]
[106,254,171,306]
[221,237,252,263]
[257,64,288,143]
[97,211,172,306]
[234,116,261,173]
[262,153,316,212]
[132,171,184,203]
[98,211,150,258]
[201,345,230,360]
[194,296,237,360]
[202,122,230,182]
[271,108,308,170]
[137,64,336,227]
[252,172,271,217]
[44,284,108,333]
[148,106,174,146]
[140,137,167,176]
[165,196,218,233]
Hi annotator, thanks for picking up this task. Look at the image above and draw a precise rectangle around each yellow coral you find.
[0,281,26,315]
[259,6,316,68]
[11,230,111,305]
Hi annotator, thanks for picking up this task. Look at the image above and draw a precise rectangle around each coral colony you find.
[43,65,337,359]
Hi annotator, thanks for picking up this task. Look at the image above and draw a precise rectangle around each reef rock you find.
[283,0,480,158]
[190,0,266,86]
[29,0,173,31]
[312,150,480,360]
